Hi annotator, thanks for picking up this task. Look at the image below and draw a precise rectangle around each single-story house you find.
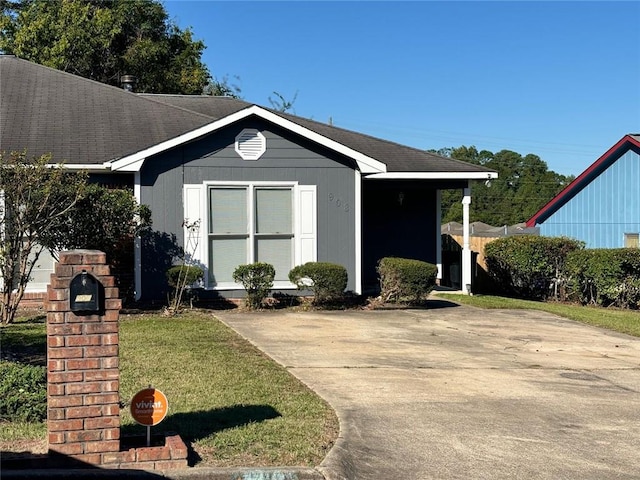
[1,55,497,301]
[527,134,640,248]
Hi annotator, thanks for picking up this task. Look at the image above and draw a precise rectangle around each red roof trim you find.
[525,135,640,227]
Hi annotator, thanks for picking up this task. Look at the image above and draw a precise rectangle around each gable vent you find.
[235,129,266,160]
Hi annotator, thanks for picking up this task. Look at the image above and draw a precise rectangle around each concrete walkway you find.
[216,300,640,480]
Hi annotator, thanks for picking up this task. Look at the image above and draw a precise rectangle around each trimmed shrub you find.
[233,263,275,309]
[484,235,584,300]
[377,257,437,303]
[0,361,47,423]
[166,265,204,289]
[288,262,348,304]
[564,248,640,309]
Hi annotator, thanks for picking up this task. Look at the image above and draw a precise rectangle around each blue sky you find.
[164,1,640,176]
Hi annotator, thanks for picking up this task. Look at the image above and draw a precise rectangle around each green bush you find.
[233,263,275,309]
[288,262,348,304]
[484,235,584,300]
[166,265,204,289]
[564,249,640,309]
[377,257,437,303]
[0,361,47,422]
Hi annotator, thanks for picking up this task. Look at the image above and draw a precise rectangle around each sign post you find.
[130,387,169,447]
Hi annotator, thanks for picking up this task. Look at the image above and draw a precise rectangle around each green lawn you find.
[434,293,640,337]
[0,311,338,467]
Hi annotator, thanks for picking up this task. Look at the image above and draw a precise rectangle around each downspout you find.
[462,185,472,294]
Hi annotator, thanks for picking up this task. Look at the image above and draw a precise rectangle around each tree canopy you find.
[436,146,573,226]
[0,0,212,94]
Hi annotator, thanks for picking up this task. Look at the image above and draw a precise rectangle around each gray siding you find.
[140,118,357,300]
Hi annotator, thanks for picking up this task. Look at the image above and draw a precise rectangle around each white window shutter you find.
[295,185,317,265]
[183,184,205,269]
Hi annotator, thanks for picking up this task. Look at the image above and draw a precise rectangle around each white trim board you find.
[106,105,388,174]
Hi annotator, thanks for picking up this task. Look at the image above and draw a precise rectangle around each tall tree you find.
[0,0,211,94]
[436,146,573,226]
[0,151,86,324]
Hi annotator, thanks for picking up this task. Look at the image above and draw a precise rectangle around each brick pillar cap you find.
[61,250,105,255]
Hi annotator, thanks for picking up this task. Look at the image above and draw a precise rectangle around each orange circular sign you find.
[130,388,169,426]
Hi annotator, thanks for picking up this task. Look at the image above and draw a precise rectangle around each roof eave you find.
[107,105,388,174]
[364,171,498,180]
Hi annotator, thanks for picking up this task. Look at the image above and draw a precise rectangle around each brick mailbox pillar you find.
[46,250,121,465]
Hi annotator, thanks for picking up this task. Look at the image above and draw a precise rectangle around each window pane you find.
[255,189,292,234]
[209,238,247,285]
[256,238,292,282]
[209,188,247,234]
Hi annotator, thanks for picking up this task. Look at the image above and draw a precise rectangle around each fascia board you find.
[255,108,387,173]
[364,172,498,180]
[107,107,257,171]
[48,164,110,171]
[107,105,388,173]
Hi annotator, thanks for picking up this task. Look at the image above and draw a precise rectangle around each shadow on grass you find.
[122,404,281,466]
[0,318,47,366]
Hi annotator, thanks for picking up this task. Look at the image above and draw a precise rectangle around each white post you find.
[134,171,143,301]
[435,190,442,282]
[462,185,472,294]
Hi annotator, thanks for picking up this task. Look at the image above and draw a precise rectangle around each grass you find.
[0,311,338,467]
[435,293,640,337]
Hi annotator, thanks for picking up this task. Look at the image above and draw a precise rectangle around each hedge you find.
[233,263,275,309]
[377,257,437,303]
[288,262,348,304]
[564,248,640,309]
[484,235,584,300]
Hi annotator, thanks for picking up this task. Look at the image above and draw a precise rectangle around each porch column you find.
[435,189,442,282]
[462,185,472,293]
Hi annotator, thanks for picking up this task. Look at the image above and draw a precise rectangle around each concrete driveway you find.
[215,300,640,480]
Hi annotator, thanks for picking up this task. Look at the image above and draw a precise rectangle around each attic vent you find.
[235,129,266,160]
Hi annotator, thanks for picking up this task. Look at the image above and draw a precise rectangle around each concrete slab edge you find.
[0,466,326,480]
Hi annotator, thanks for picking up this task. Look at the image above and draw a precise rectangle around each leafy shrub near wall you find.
[484,235,584,300]
[233,263,275,309]
[166,265,205,289]
[377,257,438,303]
[0,361,47,422]
[288,262,348,304]
[564,249,640,309]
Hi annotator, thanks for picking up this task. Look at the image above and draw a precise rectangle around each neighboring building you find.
[527,134,640,248]
[1,55,497,302]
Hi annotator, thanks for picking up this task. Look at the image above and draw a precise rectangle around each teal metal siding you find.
[539,149,640,247]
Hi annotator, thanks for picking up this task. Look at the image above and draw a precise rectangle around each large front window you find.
[208,185,294,285]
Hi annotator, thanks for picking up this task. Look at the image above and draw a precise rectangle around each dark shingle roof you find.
[1,55,494,175]
[0,56,212,165]
[150,93,491,174]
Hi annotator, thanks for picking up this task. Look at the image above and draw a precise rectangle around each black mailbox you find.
[69,271,102,314]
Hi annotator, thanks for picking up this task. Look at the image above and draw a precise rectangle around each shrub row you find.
[484,235,640,308]
[564,249,640,309]
[169,256,439,309]
[484,235,584,300]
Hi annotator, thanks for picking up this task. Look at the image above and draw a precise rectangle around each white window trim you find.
[187,181,316,291]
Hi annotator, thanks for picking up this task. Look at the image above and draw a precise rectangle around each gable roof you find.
[1,55,496,179]
[526,134,640,227]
